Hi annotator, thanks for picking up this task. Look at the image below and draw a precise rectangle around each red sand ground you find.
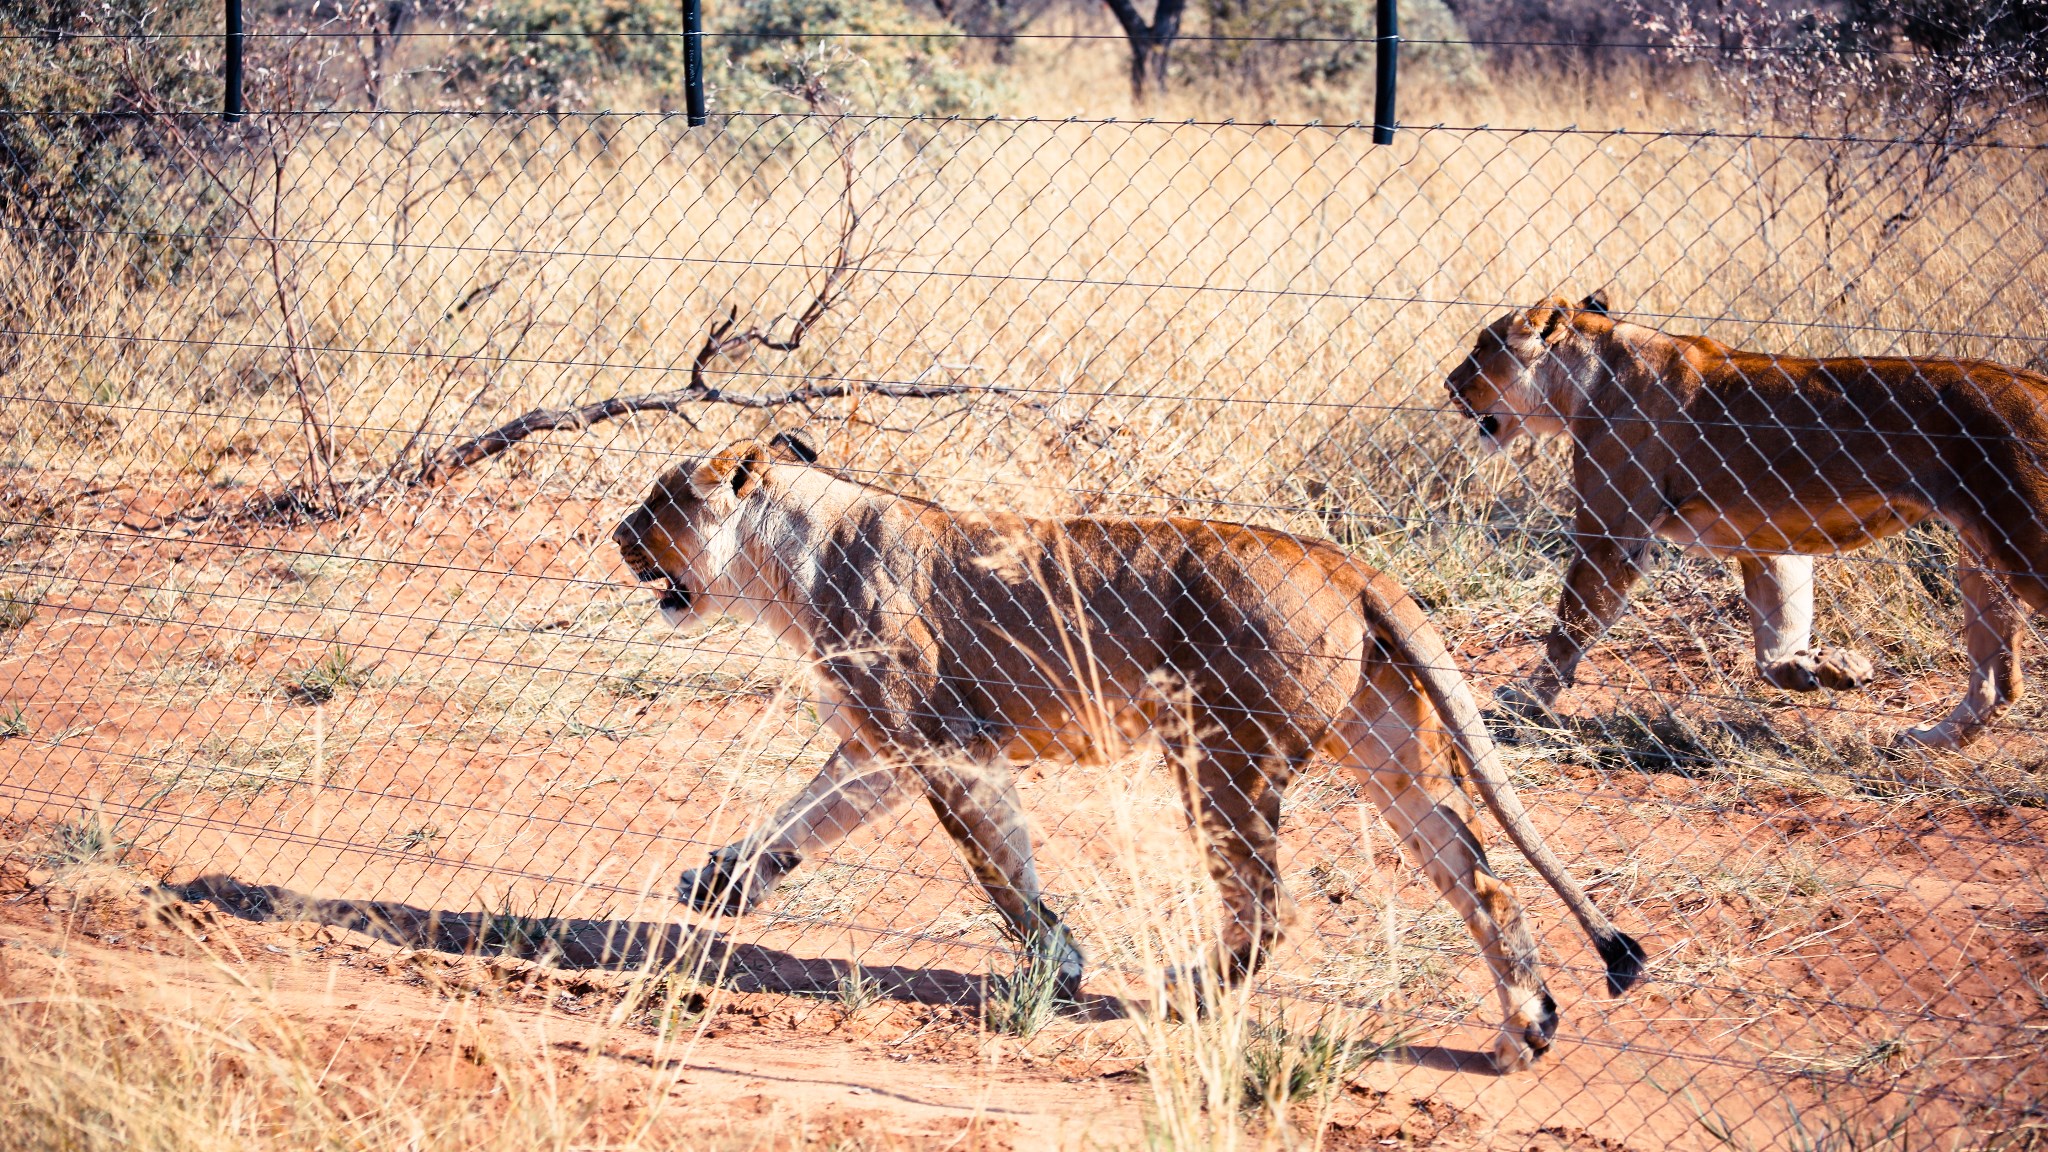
[3,478,2045,1148]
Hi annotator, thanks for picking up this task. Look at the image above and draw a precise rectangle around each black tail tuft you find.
[1597,931,1646,996]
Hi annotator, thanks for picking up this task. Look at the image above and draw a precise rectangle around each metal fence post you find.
[684,0,706,127]
[1372,0,1398,145]
[224,0,244,122]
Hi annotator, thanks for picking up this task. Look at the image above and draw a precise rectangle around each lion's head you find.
[1445,292,1609,449]
[612,440,776,630]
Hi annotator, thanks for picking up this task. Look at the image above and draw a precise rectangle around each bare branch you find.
[423,393,701,482]
[419,369,999,484]
[420,84,989,486]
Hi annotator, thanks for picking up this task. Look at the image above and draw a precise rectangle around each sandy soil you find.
[0,850,1139,1150]
[3,477,2046,1149]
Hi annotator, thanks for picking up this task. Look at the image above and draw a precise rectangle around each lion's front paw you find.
[676,845,799,915]
[1761,648,1874,693]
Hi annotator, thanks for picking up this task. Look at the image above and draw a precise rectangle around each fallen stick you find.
[419,366,999,483]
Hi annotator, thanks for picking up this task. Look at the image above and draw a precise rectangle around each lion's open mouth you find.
[631,566,692,614]
[1478,414,1501,438]
[658,583,692,614]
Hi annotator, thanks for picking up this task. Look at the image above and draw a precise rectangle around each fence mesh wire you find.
[2,13,2047,1148]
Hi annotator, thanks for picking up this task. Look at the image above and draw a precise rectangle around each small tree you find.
[1101,0,1189,98]
[0,0,223,298]
[449,0,995,117]
[1636,0,2045,289]
[929,0,1057,62]
[1193,0,1484,94]
[447,0,694,112]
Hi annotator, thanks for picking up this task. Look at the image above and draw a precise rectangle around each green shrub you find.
[448,0,693,112]
[1194,0,1484,92]
[0,0,224,292]
[448,0,996,118]
[713,0,996,118]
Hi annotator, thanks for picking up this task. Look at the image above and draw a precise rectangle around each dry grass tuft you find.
[155,718,336,797]
[288,645,376,704]
[0,976,661,1152]
[0,585,41,632]
[1238,1013,1403,1118]
[38,814,134,871]
[981,935,1066,1038]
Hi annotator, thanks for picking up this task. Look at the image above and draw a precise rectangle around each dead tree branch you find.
[422,93,998,485]
[423,366,998,481]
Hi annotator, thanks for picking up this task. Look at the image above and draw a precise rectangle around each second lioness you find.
[1448,293,2048,748]
[615,438,1642,1072]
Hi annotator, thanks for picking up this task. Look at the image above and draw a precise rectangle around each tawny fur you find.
[1447,294,2048,748]
[614,439,1642,1072]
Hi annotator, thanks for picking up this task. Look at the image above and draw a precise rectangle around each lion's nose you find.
[612,520,637,550]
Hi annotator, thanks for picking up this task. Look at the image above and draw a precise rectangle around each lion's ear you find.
[1577,290,1611,316]
[689,441,772,500]
[1522,296,1574,345]
[769,431,821,465]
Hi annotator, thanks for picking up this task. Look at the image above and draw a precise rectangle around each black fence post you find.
[224,0,244,122]
[1372,0,1398,145]
[683,0,706,127]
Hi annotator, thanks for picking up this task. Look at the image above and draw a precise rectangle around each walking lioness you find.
[614,438,1643,1071]
[1447,293,2048,748]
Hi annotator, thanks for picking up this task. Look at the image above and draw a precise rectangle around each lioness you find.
[614,438,1643,1071]
[1447,293,2048,748]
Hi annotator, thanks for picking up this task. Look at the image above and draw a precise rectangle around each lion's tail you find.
[1360,575,1645,996]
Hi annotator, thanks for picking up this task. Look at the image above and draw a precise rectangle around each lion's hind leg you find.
[1159,731,1295,998]
[1902,565,2027,749]
[1740,554,1875,693]
[1330,664,1557,1073]
[914,754,1086,1000]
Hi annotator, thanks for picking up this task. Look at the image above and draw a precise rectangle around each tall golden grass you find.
[7,27,2043,513]
[0,986,654,1152]
[3,21,2046,1151]
[6,36,2040,732]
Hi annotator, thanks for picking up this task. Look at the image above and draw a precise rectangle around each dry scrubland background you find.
[3,3,2048,1148]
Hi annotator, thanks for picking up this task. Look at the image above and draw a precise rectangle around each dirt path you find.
[4,481,2045,1149]
[0,858,1148,1150]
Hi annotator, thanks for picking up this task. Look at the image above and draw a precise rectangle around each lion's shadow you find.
[169,874,1127,1022]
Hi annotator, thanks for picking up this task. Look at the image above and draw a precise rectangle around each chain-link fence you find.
[2,5,2046,1147]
